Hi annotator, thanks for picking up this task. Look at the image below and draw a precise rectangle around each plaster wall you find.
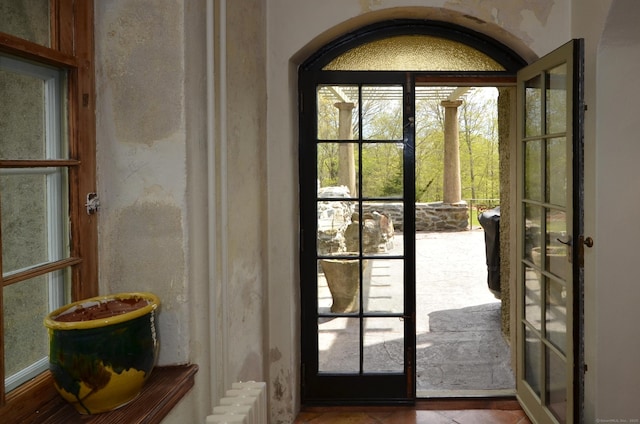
[90,0,640,422]
[95,0,267,421]
[571,0,612,421]
[266,1,570,422]
[594,1,640,421]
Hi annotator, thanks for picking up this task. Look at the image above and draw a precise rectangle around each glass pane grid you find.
[314,82,407,380]
[4,268,70,392]
[1,167,70,276]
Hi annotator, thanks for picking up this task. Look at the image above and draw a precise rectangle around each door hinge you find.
[577,235,594,267]
[85,192,100,215]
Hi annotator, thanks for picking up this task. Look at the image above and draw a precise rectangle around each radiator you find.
[205,381,267,424]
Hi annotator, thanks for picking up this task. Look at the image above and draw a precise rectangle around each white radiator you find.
[206,381,267,424]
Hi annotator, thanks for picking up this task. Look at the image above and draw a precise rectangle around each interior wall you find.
[569,0,611,421]
[593,0,640,420]
[95,0,267,422]
[91,0,640,422]
[267,1,570,422]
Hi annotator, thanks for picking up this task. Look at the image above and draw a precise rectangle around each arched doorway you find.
[298,18,583,424]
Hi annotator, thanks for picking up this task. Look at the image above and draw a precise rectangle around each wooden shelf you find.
[21,364,198,424]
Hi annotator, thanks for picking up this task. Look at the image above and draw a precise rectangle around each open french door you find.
[516,39,584,423]
[299,72,416,403]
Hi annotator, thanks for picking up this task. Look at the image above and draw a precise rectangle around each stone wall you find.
[363,202,469,232]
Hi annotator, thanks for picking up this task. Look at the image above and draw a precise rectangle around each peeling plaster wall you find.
[95,0,266,422]
[218,0,268,390]
[90,0,634,422]
[95,0,190,366]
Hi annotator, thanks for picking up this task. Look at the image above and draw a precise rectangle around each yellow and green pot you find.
[44,292,160,414]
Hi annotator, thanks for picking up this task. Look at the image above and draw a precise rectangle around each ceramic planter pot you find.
[43,292,160,414]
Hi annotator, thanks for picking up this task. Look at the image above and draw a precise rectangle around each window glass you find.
[0,56,68,160]
[1,168,70,274]
[4,269,69,392]
[0,0,50,47]
[1,56,71,393]
[324,35,505,71]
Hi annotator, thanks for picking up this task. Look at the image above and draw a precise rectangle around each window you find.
[0,1,97,420]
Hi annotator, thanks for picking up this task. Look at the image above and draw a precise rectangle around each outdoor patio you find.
[318,228,515,397]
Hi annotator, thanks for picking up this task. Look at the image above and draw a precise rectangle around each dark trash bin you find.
[479,207,501,299]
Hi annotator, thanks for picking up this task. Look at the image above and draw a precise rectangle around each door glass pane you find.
[524,140,542,201]
[318,317,360,373]
[546,209,568,280]
[546,64,567,134]
[525,204,542,265]
[364,259,403,314]
[546,279,567,353]
[318,258,362,314]
[524,75,542,137]
[361,201,399,255]
[362,143,403,198]
[0,56,68,160]
[317,142,359,198]
[546,347,568,423]
[0,0,50,47]
[317,85,360,140]
[547,137,567,206]
[363,317,404,372]
[524,325,542,397]
[317,200,356,256]
[524,265,542,330]
[1,168,70,275]
[362,86,403,140]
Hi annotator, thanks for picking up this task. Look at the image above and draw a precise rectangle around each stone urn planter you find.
[43,292,160,414]
[320,258,370,313]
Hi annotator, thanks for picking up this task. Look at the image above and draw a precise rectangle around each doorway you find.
[299,20,524,404]
[412,86,514,397]
[299,20,584,423]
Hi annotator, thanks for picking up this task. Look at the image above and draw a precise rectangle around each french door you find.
[299,72,416,402]
[516,39,584,424]
[299,37,584,415]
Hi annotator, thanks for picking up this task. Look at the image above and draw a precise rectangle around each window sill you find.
[21,364,198,424]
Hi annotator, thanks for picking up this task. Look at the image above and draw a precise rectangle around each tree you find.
[315,85,500,203]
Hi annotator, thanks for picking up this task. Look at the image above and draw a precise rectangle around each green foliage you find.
[316,86,500,202]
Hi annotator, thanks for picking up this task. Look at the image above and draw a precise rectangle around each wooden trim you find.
[300,396,524,412]
[0,160,81,168]
[0,32,77,67]
[70,0,98,301]
[15,365,198,424]
[56,0,75,56]
[2,258,83,287]
[2,372,59,423]
[0,0,98,415]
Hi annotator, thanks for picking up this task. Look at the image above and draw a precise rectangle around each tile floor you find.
[295,406,532,423]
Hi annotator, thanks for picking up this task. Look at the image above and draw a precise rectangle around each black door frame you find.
[299,19,527,405]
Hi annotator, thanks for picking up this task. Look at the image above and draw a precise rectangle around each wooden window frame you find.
[0,0,98,421]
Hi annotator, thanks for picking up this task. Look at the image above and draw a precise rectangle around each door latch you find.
[85,193,100,215]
